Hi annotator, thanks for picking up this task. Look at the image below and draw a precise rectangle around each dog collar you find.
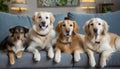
[62,41,71,45]
[95,41,100,44]
[34,30,50,37]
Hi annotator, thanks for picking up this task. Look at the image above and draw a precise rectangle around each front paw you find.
[16,51,23,58]
[10,60,15,65]
[100,60,106,68]
[48,50,54,59]
[54,56,61,63]
[74,54,81,62]
[90,60,96,67]
[54,52,61,63]
[34,53,40,61]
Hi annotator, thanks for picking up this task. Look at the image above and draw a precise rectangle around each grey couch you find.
[0,11,120,69]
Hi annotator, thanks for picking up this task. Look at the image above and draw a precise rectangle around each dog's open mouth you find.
[39,25,48,30]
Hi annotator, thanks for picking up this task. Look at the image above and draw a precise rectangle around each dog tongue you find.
[42,26,46,30]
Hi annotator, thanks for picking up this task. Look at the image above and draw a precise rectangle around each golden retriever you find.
[84,18,120,67]
[26,11,55,61]
[54,19,84,63]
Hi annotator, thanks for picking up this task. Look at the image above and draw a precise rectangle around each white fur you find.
[27,12,55,61]
[54,49,61,63]
[74,50,81,62]
[12,40,24,54]
[84,18,118,67]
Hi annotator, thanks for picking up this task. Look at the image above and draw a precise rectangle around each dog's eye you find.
[62,24,65,27]
[98,23,101,25]
[46,17,48,19]
[70,24,72,27]
[38,16,41,19]
[90,23,93,26]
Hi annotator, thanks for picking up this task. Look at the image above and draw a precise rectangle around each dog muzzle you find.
[39,24,48,30]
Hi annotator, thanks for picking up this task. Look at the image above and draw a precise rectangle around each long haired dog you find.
[54,19,84,63]
[26,12,55,61]
[0,26,29,65]
[84,18,120,67]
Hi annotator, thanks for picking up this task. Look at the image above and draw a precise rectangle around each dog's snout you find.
[66,30,70,33]
[41,21,46,26]
[17,36,20,39]
[93,28,98,34]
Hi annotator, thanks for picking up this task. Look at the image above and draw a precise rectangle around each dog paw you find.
[34,53,40,61]
[16,51,23,59]
[100,61,106,68]
[54,56,61,63]
[16,55,22,58]
[90,60,96,67]
[10,60,15,65]
[74,55,81,62]
[54,52,61,63]
[48,50,54,59]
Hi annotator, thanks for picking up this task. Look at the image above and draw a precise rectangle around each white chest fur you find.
[12,40,25,54]
[87,35,115,52]
[30,29,55,49]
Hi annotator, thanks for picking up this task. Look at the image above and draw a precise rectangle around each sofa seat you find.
[1,51,120,68]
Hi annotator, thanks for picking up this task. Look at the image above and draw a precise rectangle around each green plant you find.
[57,0,67,6]
[0,0,10,12]
[103,5,112,13]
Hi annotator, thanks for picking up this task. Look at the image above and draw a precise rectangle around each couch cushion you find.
[0,51,73,68]
[74,52,120,67]
[95,11,120,35]
[54,14,65,27]
[68,11,120,35]
[0,12,32,43]
[68,12,95,34]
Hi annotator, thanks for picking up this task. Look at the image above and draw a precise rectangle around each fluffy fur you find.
[83,18,120,67]
[0,26,29,65]
[26,11,55,61]
[54,20,84,63]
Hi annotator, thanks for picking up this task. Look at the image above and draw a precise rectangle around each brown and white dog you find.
[54,19,84,63]
[0,26,29,65]
[84,18,120,67]
[26,11,55,61]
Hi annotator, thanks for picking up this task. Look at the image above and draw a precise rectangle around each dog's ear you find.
[84,20,91,36]
[32,12,39,23]
[32,15,35,22]
[55,21,63,33]
[73,21,79,33]
[9,26,15,33]
[102,20,109,35]
[23,27,29,33]
[49,13,55,24]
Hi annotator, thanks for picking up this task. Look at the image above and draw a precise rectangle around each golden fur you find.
[84,18,120,67]
[54,20,84,63]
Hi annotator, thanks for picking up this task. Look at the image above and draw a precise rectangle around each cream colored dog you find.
[26,11,55,61]
[84,18,120,67]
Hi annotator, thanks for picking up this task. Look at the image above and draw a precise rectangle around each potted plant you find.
[0,0,10,12]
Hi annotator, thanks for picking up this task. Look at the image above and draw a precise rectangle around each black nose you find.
[66,30,70,33]
[93,29,97,34]
[41,21,46,26]
[17,36,20,39]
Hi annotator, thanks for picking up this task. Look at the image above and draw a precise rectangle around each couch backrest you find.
[0,12,32,43]
[0,12,65,43]
[68,11,120,35]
